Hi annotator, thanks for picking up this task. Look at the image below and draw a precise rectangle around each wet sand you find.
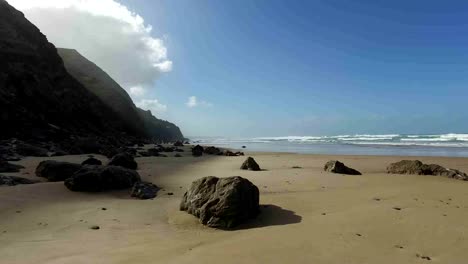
[1,147,468,263]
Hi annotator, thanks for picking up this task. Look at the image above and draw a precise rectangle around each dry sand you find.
[1,147,468,263]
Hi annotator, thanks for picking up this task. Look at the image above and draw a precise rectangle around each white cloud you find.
[186,96,213,108]
[129,86,145,97]
[136,99,167,114]
[9,0,172,95]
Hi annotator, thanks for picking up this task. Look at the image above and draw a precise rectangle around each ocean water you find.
[191,134,468,157]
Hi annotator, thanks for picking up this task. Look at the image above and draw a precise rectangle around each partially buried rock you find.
[0,160,24,173]
[81,157,102,166]
[180,176,260,228]
[0,175,39,186]
[35,160,82,181]
[387,160,468,180]
[324,160,361,175]
[64,165,141,192]
[192,145,204,157]
[204,146,221,155]
[240,157,261,171]
[108,152,137,170]
[131,181,159,199]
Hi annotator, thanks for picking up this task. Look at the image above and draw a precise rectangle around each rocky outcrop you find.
[387,160,468,180]
[108,153,137,170]
[180,176,260,228]
[0,175,38,186]
[0,160,24,173]
[0,1,138,143]
[131,181,159,199]
[240,157,261,171]
[324,160,361,175]
[64,165,141,192]
[81,157,102,166]
[192,145,204,157]
[35,160,82,181]
[57,48,184,142]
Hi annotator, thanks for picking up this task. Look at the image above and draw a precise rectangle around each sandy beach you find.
[1,146,468,264]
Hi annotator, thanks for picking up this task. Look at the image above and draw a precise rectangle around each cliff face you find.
[0,0,137,141]
[57,48,184,142]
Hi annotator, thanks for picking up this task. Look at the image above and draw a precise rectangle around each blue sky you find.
[118,0,468,137]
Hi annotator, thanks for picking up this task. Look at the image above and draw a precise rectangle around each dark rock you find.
[0,160,24,173]
[174,153,182,158]
[64,165,141,192]
[89,225,100,230]
[146,148,160,156]
[180,176,260,228]
[242,146,246,148]
[204,146,221,155]
[324,160,361,175]
[387,160,468,180]
[386,160,426,175]
[81,157,102,166]
[35,160,82,181]
[0,175,38,186]
[167,192,174,195]
[108,153,137,170]
[235,151,245,156]
[174,141,184,147]
[15,143,48,157]
[192,145,204,157]
[159,154,168,157]
[240,157,261,171]
[131,181,159,199]
[175,148,184,152]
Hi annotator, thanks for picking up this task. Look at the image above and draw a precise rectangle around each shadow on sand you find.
[233,204,302,230]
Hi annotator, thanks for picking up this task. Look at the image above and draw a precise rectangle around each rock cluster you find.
[387,160,468,180]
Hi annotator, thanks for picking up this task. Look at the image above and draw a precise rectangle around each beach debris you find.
[180,176,260,228]
[81,157,102,166]
[324,160,361,175]
[240,157,261,171]
[167,192,174,195]
[387,160,468,180]
[192,145,204,157]
[131,181,159,199]
[108,152,137,170]
[0,160,24,173]
[35,160,82,181]
[64,165,141,192]
[0,175,39,186]
[291,166,302,169]
[392,207,402,211]
[416,254,431,261]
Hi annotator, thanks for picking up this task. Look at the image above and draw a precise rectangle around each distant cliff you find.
[0,0,138,142]
[57,48,184,142]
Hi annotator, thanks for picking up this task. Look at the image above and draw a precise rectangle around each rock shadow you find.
[233,204,302,230]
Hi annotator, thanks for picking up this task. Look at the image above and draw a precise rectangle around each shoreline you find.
[1,147,468,263]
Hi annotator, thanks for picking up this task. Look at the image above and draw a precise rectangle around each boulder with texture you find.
[0,175,38,186]
[131,181,159,199]
[324,160,361,175]
[108,153,137,170]
[387,160,468,180]
[192,145,204,157]
[0,160,24,173]
[64,165,141,192]
[35,160,82,181]
[81,157,102,166]
[204,146,221,155]
[180,176,260,228]
[240,157,261,171]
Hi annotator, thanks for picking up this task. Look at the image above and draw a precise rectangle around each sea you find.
[190,134,468,157]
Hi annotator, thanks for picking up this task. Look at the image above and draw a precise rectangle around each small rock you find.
[131,181,159,199]
[240,157,261,171]
[167,192,174,195]
[393,207,402,211]
[90,225,100,230]
[324,160,361,175]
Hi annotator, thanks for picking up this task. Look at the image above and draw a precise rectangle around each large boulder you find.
[81,157,102,166]
[108,153,137,170]
[35,160,82,181]
[204,146,221,155]
[192,145,204,157]
[64,165,141,192]
[240,157,261,171]
[15,143,48,157]
[180,176,260,228]
[324,160,361,175]
[131,181,159,199]
[387,160,468,180]
[0,160,24,173]
[0,175,39,186]
[386,160,426,175]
